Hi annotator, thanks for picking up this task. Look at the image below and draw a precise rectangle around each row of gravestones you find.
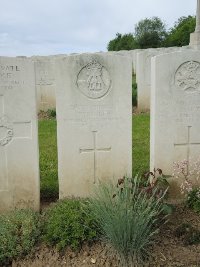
[1,39,200,211]
[32,51,136,112]
[32,48,184,112]
[0,54,132,212]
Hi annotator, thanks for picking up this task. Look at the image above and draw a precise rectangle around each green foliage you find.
[161,203,175,215]
[107,15,195,50]
[165,16,195,47]
[39,120,59,201]
[107,17,167,50]
[47,108,56,118]
[187,188,200,213]
[42,199,98,250]
[142,169,170,197]
[142,168,173,215]
[134,16,167,49]
[88,176,165,266]
[107,33,138,51]
[132,74,137,106]
[0,209,40,265]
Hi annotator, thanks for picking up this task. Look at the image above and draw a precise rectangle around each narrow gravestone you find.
[150,50,200,197]
[55,54,132,198]
[136,47,182,112]
[137,48,158,111]
[32,56,56,112]
[131,49,143,74]
[0,57,39,211]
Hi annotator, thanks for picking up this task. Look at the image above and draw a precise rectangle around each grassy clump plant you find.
[42,199,98,251]
[88,176,166,267]
[0,209,40,265]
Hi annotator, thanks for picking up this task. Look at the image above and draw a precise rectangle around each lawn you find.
[132,113,150,176]
[39,120,58,201]
[39,114,150,200]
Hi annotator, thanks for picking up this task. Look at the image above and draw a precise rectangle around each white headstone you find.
[0,57,39,211]
[136,47,182,111]
[55,54,132,198]
[150,50,200,197]
[130,49,143,74]
[32,56,56,112]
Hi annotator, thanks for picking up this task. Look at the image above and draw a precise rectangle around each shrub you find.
[0,209,40,265]
[42,199,98,250]
[142,168,170,198]
[47,108,56,118]
[187,188,200,213]
[88,176,166,267]
[173,158,200,212]
[142,168,173,215]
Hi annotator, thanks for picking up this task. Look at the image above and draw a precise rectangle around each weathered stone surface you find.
[0,57,39,211]
[55,53,132,198]
[136,47,181,111]
[32,56,56,111]
[150,50,200,197]
[131,49,143,74]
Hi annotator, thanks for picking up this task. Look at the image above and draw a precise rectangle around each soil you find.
[132,107,150,115]
[38,107,144,119]
[9,204,200,267]
[38,111,56,120]
[28,111,199,266]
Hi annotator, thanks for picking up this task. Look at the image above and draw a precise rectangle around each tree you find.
[134,17,167,48]
[107,33,138,51]
[165,16,196,47]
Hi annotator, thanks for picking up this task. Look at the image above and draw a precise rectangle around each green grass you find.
[132,114,150,176]
[39,120,58,201]
[38,114,150,201]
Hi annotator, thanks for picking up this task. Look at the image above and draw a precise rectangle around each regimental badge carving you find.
[77,60,111,99]
[0,116,14,146]
[175,61,200,92]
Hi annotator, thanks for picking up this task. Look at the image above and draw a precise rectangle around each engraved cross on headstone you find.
[80,131,111,184]
[36,62,54,111]
[0,95,32,191]
[174,126,200,173]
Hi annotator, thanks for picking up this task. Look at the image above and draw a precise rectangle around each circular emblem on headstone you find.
[0,116,14,146]
[77,60,111,99]
[175,61,200,92]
